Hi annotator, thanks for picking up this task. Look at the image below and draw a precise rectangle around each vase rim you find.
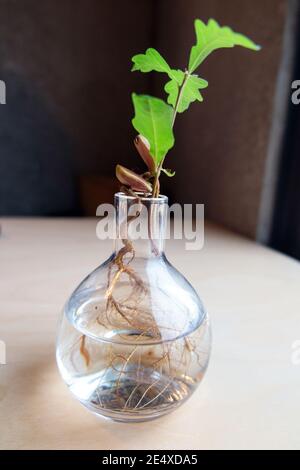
[115,192,168,204]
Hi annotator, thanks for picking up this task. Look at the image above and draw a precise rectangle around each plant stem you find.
[152,71,190,198]
[152,162,162,198]
[171,70,190,128]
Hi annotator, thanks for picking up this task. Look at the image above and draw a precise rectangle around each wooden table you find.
[1,218,300,450]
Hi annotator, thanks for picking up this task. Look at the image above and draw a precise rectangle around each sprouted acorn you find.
[134,135,156,175]
[116,164,152,193]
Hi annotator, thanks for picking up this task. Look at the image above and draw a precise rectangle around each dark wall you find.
[0,0,289,238]
[154,0,288,238]
[271,12,300,260]
[0,0,153,214]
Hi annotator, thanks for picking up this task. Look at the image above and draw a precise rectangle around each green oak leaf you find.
[132,48,171,74]
[165,73,208,113]
[132,48,182,82]
[132,48,208,113]
[189,18,261,73]
[132,93,174,165]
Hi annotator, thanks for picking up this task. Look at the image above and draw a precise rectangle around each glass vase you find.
[56,193,211,422]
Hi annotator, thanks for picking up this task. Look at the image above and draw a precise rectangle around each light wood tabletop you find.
[0,218,300,450]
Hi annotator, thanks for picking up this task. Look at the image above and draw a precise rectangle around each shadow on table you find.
[9,357,172,449]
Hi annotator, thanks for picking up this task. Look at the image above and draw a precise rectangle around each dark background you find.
[0,0,299,257]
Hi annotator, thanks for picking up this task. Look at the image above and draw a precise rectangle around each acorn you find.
[116,164,152,193]
[134,135,156,174]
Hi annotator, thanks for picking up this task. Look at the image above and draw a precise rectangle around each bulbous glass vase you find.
[56,193,211,422]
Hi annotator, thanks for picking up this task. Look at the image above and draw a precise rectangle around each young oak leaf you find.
[132,93,174,166]
[165,74,208,113]
[132,48,182,83]
[189,18,261,73]
[131,48,202,114]
[161,168,176,177]
[132,48,171,74]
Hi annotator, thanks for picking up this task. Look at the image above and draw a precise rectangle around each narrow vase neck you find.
[114,192,168,258]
